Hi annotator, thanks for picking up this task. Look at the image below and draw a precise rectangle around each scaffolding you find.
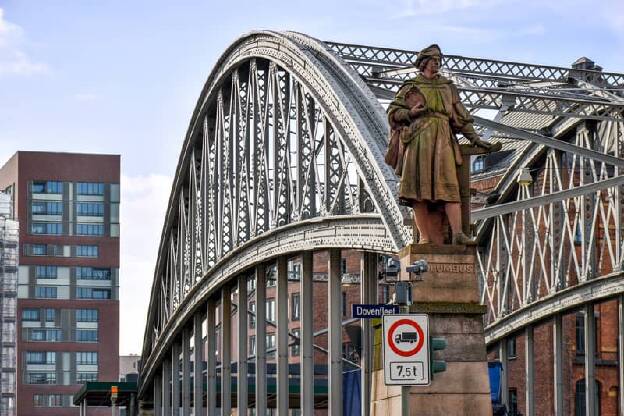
[0,193,17,416]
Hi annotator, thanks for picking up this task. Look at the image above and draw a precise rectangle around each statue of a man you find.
[387,44,492,245]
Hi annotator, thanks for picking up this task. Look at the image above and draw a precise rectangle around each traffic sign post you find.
[383,314,430,386]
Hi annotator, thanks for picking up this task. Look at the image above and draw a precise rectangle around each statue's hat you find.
[414,44,442,68]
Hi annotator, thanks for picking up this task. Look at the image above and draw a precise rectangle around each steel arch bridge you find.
[138,31,624,416]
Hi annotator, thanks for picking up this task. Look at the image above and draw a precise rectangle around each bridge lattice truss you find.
[140,30,624,405]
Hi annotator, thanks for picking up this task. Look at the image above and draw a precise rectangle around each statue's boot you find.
[452,232,477,246]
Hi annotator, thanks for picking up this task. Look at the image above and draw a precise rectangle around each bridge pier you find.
[369,244,492,416]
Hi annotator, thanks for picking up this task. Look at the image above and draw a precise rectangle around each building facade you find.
[0,152,120,415]
[0,192,18,415]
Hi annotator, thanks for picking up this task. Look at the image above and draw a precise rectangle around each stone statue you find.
[387,44,495,245]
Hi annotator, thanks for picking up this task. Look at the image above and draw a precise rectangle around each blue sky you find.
[1,0,623,354]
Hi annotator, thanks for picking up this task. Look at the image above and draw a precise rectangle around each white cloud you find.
[119,173,173,355]
[0,8,47,76]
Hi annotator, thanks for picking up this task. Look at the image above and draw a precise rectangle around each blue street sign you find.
[352,304,400,319]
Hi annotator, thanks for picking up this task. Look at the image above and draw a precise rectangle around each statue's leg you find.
[412,202,432,243]
[445,202,477,245]
[445,202,462,235]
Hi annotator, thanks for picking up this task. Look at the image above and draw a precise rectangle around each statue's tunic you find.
[388,74,479,204]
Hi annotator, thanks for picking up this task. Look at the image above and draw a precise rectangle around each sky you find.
[1,0,623,355]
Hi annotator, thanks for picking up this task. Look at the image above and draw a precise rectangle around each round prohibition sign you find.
[387,318,425,357]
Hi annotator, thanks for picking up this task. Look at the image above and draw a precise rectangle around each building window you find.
[35,265,57,279]
[31,201,63,215]
[22,309,40,321]
[76,267,111,280]
[289,262,301,280]
[341,258,347,274]
[31,222,63,235]
[342,291,347,317]
[33,394,71,407]
[26,351,56,364]
[76,351,98,365]
[76,182,105,195]
[575,379,601,416]
[31,244,47,256]
[266,298,276,323]
[291,328,300,357]
[76,202,104,216]
[45,309,56,322]
[76,245,98,257]
[291,293,300,321]
[509,388,518,416]
[29,329,61,342]
[76,287,111,299]
[76,223,104,236]
[32,181,62,194]
[35,286,57,299]
[249,301,256,329]
[507,336,517,359]
[75,329,98,342]
[76,372,98,383]
[473,156,485,173]
[266,266,276,287]
[249,336,256,356]
[247,276,256,293]
[76,309,98,322]
[27,372,56,384]
[266,333,276,349]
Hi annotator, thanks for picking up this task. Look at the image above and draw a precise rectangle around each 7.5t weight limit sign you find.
[383,314,430,385]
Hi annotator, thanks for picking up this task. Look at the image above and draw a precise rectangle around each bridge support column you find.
[171,339,180,416]
[154,373,162,416]
[585,303,597,416]
[361,251,377,416]
[255,264,267,415]
[162,357,171,416]
[182,327,191,415]
[301,251,314,415]
[277,256,289,414]
[206,299,217,416]
[237,274,249,415]
[499,339,508,409]
[193,313,204,416]
[619,295,624,416]
[553,314,564,416]
[525,325,534,416]
[221,285,232,415]
[328,248,343,416]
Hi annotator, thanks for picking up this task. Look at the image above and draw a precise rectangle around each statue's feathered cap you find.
[414,44,442,68]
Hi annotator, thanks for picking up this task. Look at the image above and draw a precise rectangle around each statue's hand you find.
[471,137,494,150]
[409,105,426,117]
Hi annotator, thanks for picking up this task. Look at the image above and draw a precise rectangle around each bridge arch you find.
[139,31,411,408]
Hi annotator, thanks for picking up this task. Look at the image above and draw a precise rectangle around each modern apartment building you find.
[0,151,120,415]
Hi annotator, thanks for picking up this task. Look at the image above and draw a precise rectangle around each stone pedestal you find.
[371,244,493,416]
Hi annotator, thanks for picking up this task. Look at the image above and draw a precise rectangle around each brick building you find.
[0,151,120,415]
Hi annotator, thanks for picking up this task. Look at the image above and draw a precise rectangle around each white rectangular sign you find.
[382,314,430,385]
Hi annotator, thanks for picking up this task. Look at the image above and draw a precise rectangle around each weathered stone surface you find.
[410,362,491,394]
[432,333,488,362]
[369,244,492,416]
[406,393,493,416]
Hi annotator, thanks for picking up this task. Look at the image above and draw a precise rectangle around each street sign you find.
[383,314,430,385]
[352,304,399,318]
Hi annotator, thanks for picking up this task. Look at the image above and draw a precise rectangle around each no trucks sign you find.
[382,314,430,385]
